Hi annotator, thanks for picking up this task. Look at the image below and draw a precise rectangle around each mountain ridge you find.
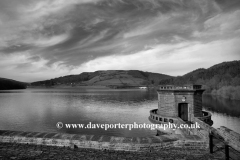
[31,70,173,87]
[2,60,239,95]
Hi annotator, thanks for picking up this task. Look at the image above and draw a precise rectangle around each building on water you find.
[149,84,213,135]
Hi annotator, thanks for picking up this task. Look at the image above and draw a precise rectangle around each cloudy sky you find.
[0,0,240,82]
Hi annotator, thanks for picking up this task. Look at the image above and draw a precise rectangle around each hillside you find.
[31,70,172,87]
[0,78,27,90]
[159,60,240,100]
[30,61,240,99]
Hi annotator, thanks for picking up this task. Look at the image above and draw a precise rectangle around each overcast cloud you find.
[0,0,240,82]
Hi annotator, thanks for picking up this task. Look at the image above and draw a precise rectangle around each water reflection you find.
[0,88,158,137]
[203,95,240,117]
[0,88,239,136]
[202,95,240,133]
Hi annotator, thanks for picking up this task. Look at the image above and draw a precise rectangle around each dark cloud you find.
[27,56,41,62]
[0,44,33,54]
[36,0,196,66]
[214,0,240,11]
[0,0,240,81]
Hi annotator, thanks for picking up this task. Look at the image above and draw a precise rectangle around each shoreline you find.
[0,129,226,159]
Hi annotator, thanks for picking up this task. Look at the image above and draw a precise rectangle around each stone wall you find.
[218,126,240,150]
[157,91,176,116]
[0,130,208,152]
[174,140,208,149]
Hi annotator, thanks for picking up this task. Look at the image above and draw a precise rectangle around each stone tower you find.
[149,84,212,134]
[157,84,204,122]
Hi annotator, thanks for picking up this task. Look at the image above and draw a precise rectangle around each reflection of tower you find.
[149,84,213,135]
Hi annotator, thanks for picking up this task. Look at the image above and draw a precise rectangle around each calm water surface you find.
[0,88,239,137]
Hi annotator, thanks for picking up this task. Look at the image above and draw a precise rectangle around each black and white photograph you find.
[0,0,240,159]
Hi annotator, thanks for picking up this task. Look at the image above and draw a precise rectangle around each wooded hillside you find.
[0,78,27,90]
[31,70,172,87]
[159,60,240,100]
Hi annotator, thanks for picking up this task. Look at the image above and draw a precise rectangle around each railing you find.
[209,133,240,160]
[150,109,212,126]
[149,109,178,124]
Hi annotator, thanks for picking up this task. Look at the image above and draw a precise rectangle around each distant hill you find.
[31,70,173,87]
[159,60,240,100]
[0,78,27,90]
[30,61,240,99]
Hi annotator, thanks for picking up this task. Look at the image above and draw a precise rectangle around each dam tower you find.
[149,84,213,134]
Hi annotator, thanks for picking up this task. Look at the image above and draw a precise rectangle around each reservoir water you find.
[0,88,239,137]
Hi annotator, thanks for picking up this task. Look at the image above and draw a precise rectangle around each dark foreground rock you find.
[0,142,225,160]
